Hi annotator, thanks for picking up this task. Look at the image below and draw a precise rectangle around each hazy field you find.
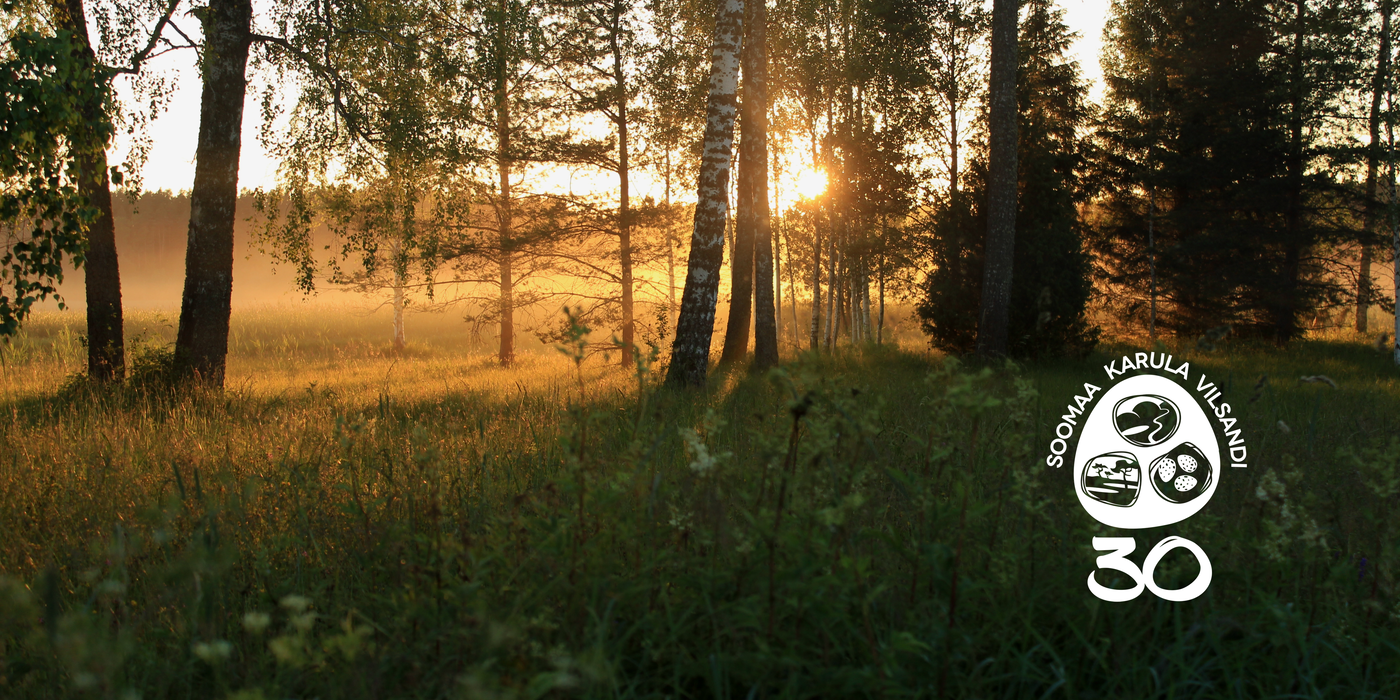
[2,306,1400,698]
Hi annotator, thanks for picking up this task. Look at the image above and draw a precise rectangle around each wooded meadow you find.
[3,0,1400,697]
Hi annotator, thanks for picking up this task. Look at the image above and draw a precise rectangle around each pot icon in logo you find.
[1073,374,1221,529]
[1113,395,1180,447]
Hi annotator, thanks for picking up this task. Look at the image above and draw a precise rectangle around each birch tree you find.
[172,0,253,384]
[253,0,463,353]
[1,0,183,379]
[665,0,743,387]
[718,0,758,365]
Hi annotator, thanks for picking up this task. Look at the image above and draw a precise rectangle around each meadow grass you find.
[2,307,1400,699]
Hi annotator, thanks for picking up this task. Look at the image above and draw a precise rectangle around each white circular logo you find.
[1073,374,1221,529]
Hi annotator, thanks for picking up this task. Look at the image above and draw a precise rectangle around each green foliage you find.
[0,29,113,335]
[3,325,1400,697]
[918,0,1098,359]
[1088,0,1372,340]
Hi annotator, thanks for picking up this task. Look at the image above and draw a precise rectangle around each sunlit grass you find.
[1,306,1399,698]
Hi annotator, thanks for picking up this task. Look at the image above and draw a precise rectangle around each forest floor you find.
[2,306,1400,699]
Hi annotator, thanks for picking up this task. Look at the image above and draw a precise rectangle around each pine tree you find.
[1089,0,1368,341]
[919,0,1097,358]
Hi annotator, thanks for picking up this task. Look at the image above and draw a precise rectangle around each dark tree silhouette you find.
[749,0,777,371]
[975,0,1018,358]
[174,0,252,385]
[1358,0,1392,332]
[57,0,124,382]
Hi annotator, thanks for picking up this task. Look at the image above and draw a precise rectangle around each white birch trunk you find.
[392,237,406,351]
[665,0,743,387]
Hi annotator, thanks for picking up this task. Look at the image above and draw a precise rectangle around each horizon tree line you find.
[4,0,1399,388]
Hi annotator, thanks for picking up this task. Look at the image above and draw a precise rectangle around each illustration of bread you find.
[1149,442,1213,504]
[1081,452,1141,507]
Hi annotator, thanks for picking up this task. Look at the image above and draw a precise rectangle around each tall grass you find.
[1,308,1399,698]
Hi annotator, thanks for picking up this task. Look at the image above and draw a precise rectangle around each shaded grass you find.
[1,310,1399,698]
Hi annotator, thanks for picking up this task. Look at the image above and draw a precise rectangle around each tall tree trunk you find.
[720,6,759,367]
[1390,84,1398,365]
[392,236,406,351]
[1276,0,1307,346]
[775,213,783,338]
[878,248,885,344]
[664,0,743,388]
[497,78,515,367]
[949,83,959,205]
[666,152,677,316]
[825,218,838,349]
[784,213,800,348]
[860,260,870,342]
[617,114,634,368]
[57,0,124,381]
[773,147,783,342]
[810,137,822,350]
[1360,0,1392,333]
[174,0,251,386]
[974,0,1018,359]
[823,127,838,351]
[749,0,777,370]
[613,4,636,367]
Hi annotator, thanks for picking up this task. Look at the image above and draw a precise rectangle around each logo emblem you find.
[1045,352,1250,602]
[1074,374,1221,530]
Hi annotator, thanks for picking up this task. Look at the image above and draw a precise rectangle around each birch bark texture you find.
[974,0,1018,359]
[174,0,252,386]
[665,0,744,388]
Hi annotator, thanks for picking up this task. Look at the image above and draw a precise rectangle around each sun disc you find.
[791,167,827,200]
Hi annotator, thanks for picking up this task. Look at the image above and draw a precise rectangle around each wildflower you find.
[242,611,272,634]
[290,611,317,633]
[680,428,717,474]
[279,594,311,613]
[193,639,234,663]
[1255,469,1286,502]
[679,410,730,475]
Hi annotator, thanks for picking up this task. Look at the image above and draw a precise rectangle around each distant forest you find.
[41,191,344,310]
[5,0,1398,384]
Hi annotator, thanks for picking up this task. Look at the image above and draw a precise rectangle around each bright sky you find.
[114,0,1114,194]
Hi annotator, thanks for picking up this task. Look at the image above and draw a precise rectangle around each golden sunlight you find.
[790,166,828,201]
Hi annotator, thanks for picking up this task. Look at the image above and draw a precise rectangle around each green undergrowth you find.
[2,337,1399,699]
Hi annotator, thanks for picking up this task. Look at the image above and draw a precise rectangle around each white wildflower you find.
[279,594,311,613]
[193,639,234,663]
[242,611,272,634]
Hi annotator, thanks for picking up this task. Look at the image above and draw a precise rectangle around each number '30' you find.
[1088,536,1213,602]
